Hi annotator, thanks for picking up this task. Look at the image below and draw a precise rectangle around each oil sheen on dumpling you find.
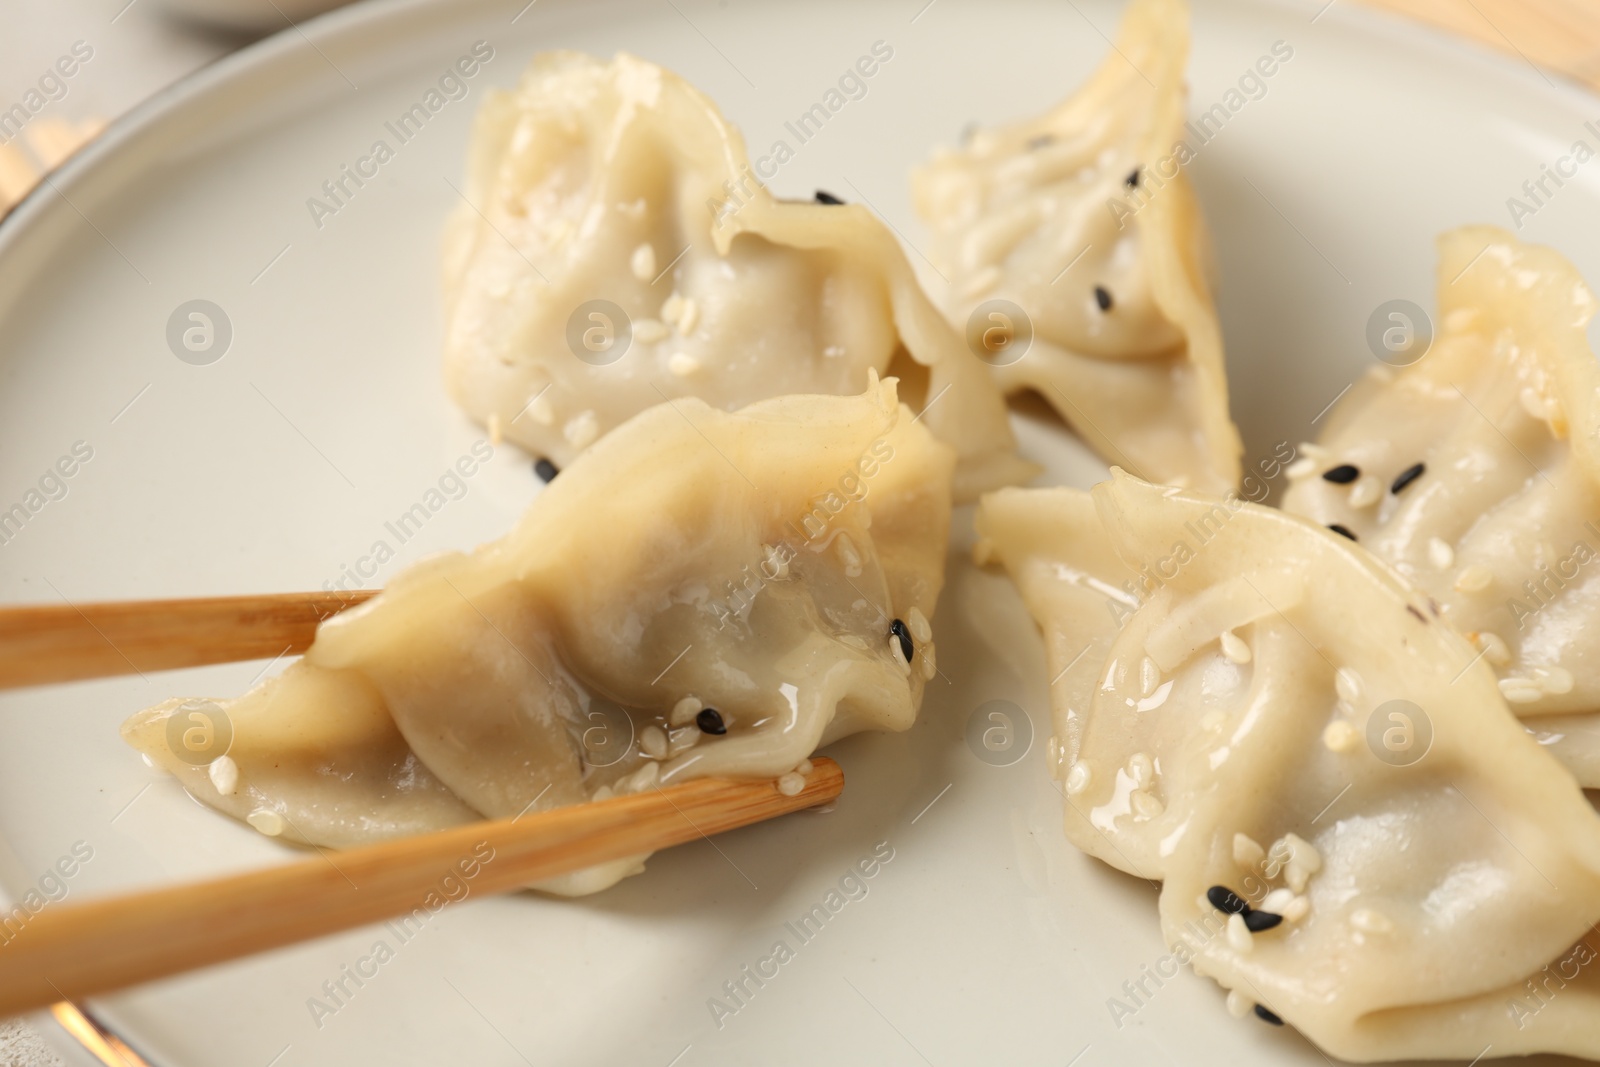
[912,0,1240,493]
[441,51,1029,501]
[976,472,1600,1062]
[124,378,952,895]
[1285,227,1600,786]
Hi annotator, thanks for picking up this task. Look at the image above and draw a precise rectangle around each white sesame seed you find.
[661,292,684,327]
[795,759,813,775]
[1283,896,1310,922]
[667,726,700,755]
[1285,457,1316,480]
[888,634,911,673]
[677,297,699,335]
[668,352,700,377]
[1200,709,1226,732]
[1233,833,1265,868]
[591,784,614,802]
[1139,656,1161,698]
[1334,667,1362,705]
[640,725,668,759]
[633,318,669,343]
[1127,752,1154,789]
[837,534,863,577]
[670,696,703,727]
[1455,564,1494,593]
[907,606,932,644]
[777,772,806,796]
[823,344,846,358]
[1065,761,1093,796]
[246,809,284,836]
[630,243,656,282]
[920,642,937,679]
[1519,386,1550,421]
[763,543,790,580]
[527,394,554,426]
[1498,677,1543,704]
[1225,990,1253,1018]
[1350,907,1393,934]
[1471,630,1511,666]
[564,410,600,449]
[487,413,503,446]
[1299,442,1328,460]
[1444,307,1479,332]
[618,197,647,220]
[1129,789,1164,819]
[1322,719,1359,753]
[960,264,1002,298]
[208,755,239,796]
[630,761,660,792]
[1227,913,1253,954]
[1261,887,1295,913]
[972,537,995,566]
[1219,629,1251,664]
[1348,475,1383,509]
[1427,537,1454,569]
[1537,666,1574,695]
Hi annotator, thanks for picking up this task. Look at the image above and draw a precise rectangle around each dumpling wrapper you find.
[442,51,1031,501]
[912,0,1239,493]
[1286,226,1600,786]
[977,471,1600,1062]
[125,378,953,895]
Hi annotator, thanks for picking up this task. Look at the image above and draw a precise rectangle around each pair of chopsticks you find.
[0,591,844,1018]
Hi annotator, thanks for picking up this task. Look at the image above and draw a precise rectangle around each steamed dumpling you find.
[442,51,1030,500]
[976,472,1600,1062]
[1285,227,1600,785]
[912,0,1240,493]
[124,379,953,895]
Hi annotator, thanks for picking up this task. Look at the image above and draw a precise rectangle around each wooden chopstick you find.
[0,590,375,690]
[0,757,843,1017]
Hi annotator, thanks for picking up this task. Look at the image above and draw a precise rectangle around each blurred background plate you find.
[0,0,1597,1064]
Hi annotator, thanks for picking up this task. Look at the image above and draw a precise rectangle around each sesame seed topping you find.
[1335,668,1362,703]
[1254,1005,1284,1026]
[1233,834,1265,868]
[1129,789,1164,819]
[814,190,845,205]
[534,458,559,483]
[1283,896,1310,922]
[564,410,600,449]
[1207,885,1249,915]
[677,297,700,335]
[1322,720,1359,753]
[1220,630,1251,664]
[668,352,700,377]
[1499,678,1542,704]
[630,243,656,282]
[1327,523,1357,541]
[1427,537,1454,569]
[1348,475,1382,509]
[634,318,669,344]
[1261,887,1295,913]
[837,534,863,577]
[1127,752,1154,789]
[1138,656,1161,697]
[487,413,503,446]
[795,758,813,775]
[667,726,700,755]
[777,772,806,796]
[671,696,703,727]
[1350,908,1393,934]
[208,755,239,796]
[1094,285,1113,312]
[1322,464,1360,484]
[907,606,933,644]
[920,642,937,679]
[1455,564,1494,593]
[1227,913,1254,953]
[247,809,285,836]
[1225,991,1252,1018]
[1470,630,1511,665]
[1065,761,1093,796]
[1406,605,1427,623]
[1390,462,1425,494]
[1285,456,1316,479]
[890,619,914,663]
[696,708,727,734]
[640,725,668,759]
[1538,666,1574,695]
[1125,167,1140,188]
[1243,910,1283,932]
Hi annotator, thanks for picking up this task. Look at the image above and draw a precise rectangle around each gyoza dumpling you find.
[124,378,953,895]
[912,0,1240,493]
[1285,226,1600,786]
[442,51,1030,501]
[976,471,1600,1062]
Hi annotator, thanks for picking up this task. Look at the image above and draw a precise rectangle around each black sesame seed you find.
[1206,885,1249,915]
[534,458,559,483]
[1125,167,1140,188]
[1026,134,1055,150]
[1390,462,1425,494]
[1094,286,1113,312]
[890,619,914,663]
[1243,910,1283,932]
[814,190,845,205]
[1322,464,1360,484]
[1406,604,1427,624]
[1254,1005,1285,1026]
[696,708,727,735]
[1328,524,1357,541]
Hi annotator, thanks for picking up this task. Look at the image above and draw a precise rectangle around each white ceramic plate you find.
[1,1,1596,1064]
